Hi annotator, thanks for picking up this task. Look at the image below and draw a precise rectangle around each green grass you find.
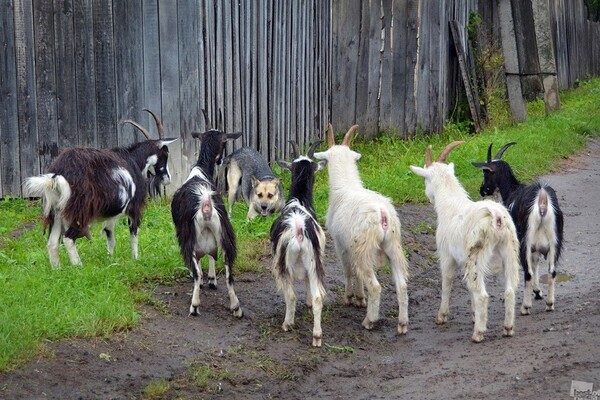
[1,78,599,372]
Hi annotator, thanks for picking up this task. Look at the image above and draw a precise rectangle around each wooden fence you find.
[2,0,600,198]
[0,0,330,198]
[331,0,600,137]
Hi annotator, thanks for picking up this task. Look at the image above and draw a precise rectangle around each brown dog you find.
[217,147,284,219]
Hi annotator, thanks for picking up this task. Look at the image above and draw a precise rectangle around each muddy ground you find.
[1,139,599,400]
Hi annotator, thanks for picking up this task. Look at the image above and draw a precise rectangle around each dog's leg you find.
[226,161,242,215]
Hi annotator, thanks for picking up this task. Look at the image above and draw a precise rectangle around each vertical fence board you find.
[74,0,97,147]
[158,1,183,187]
[114,0,143,146]
[33,0,59,172]
[0,0,21,197]
[53,0,78,150]
[14,0,39,184]
[142,0,161,137]
[92,0,117,148]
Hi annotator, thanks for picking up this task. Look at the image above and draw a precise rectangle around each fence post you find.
[498,0,528,123]
[532,0,561,113]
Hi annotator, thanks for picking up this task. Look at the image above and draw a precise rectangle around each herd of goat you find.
[24,111,564,346]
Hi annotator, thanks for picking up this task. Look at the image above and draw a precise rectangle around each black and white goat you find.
[411,142,521,342]
[314,124,410,335]
[170,120,243,318]
[270,141,327,347]
[25,109,177,267]
[472,142,564,314]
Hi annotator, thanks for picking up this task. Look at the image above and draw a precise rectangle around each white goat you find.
[314,124,409,334]
[410,142,520,342]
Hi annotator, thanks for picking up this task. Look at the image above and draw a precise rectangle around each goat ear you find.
[312,151,327,160]
[315,160,327,171]
[227,132,243,141]
[409,165,430,178]
[277,160,292,170]
[351,150,361,160]
[472,162,493,172]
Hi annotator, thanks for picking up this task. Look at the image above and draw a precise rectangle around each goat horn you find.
[202,109,212,130]
[288,141,300,159]
[425,145,433,167]
[487,143,493,163]
[341,125,359,146]
[307,140,323,158]
[494,142,517,160]
[122,120,152,141]
[326,123,335,148]
[435,141,465,163]
[143,109,164,139]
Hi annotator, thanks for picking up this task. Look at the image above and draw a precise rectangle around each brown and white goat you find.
[270,141,327,346]
[472,143,564,314]
[25,109,177,267]
[410,142,520,342]
[314,124,410,335]
[170,119,243,318]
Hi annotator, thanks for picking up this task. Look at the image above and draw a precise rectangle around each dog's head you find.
[250,176,283,217]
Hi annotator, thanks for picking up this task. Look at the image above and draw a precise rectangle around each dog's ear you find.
[251,175,260,188]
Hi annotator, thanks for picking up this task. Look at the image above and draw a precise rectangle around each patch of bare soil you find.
[2,139,600,400]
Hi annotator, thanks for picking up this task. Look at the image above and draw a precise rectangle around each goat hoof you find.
[282,322,294,332]
[362,317,375,330]
[471,331,485,343]
[546,303,554,312]
[354,297,367,308]
[397,323,408,335]
[189,306,199,316]
[232,306,243,318]
[312,336,322,347]
[435,314,448,325]
[533,290,543,300]
[344,295,353,306]
[503,326,514,337]
[208,282,217,290]
[520,305,531,315]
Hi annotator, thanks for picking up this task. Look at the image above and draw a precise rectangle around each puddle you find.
[540,273,573,284]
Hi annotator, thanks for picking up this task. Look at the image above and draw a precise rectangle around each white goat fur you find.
[410,142,520,342]
[314,125,409,334]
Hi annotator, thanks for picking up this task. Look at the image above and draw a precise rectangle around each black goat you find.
[170,116,243,317]
[270,141,327,346]
[25,109,177,267]
[473,143,564,314]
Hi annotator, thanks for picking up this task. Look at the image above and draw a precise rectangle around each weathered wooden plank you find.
[404,0,418,135]
[379,0,393,134]
[178,0,201,169]
[114,0,143,146]
[53,0,78,150]
[498,0,528,122]
[215,0,226,131]
[230,0,242,140]
[0,0,21,197]
[92,0,117,148]
[142,0,162,138]
[511,0,543,99]
[73,0,97,147]
[158,1,183,190]
[450,20,482,132]
[223,0,234,148]
[258,0,269,154]
[33,0,59,171]
[14,0,39,183]
[331,0,361,132]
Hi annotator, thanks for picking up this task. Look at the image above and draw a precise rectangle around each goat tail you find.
[25,174,71,216]
[535,186,549,218]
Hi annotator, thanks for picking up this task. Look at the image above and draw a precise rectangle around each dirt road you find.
[1,139,599,399]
